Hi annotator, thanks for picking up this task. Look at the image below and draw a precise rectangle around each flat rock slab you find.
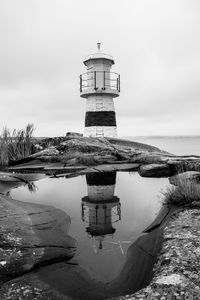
[44,166,85,172]
[139,164,172,177]
[0,172,46,183]
[8,165,86,176]
[89,163,140,173]
[9,162,63,170]
[44,166,86,176]
[0,195,76,282]
[8,166,46,173]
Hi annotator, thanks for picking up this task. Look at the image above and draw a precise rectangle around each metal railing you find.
[80,71,120,93]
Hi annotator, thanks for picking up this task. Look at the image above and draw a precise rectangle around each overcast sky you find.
[0,0,199,137]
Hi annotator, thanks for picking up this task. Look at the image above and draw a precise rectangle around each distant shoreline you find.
[124,135,200,139]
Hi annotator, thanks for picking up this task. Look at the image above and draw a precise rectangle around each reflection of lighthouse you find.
[82,172,121,249]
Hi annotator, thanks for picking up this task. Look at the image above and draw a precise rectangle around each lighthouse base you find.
[84,126,117,138]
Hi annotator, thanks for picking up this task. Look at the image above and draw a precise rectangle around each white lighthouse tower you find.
[80,43,120,137]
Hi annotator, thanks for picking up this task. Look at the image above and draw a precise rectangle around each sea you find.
[123,136,200,156]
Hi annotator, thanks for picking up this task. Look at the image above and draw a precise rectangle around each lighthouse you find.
[80,43,120,137]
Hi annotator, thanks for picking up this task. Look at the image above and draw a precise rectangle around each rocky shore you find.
[0,136,200,299]
[7,136,200,179]
[118,209,200,300]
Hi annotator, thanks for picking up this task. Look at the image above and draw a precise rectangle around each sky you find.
[0,0,200,137]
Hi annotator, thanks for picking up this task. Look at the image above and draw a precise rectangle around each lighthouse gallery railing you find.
[80,71,120,93]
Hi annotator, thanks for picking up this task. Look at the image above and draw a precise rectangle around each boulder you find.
[0,195,76,283]
[32,146,59,157]
[139,164,172,177]
[66,132,83,137]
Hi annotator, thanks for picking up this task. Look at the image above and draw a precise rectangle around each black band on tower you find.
[86,172,116,186]
[85,111,116,127]
[82,195,119,204]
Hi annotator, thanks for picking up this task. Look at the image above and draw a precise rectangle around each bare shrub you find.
[0,124,35,168]
[175,161,200,173]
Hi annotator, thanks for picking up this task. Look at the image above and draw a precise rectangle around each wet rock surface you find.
[0,225,163,300]
[118,209,200,299]
[0,195,76,283]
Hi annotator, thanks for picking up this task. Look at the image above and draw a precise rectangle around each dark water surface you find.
[11,172,169,298]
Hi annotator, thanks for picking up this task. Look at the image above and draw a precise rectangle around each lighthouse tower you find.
[80,43,120,137]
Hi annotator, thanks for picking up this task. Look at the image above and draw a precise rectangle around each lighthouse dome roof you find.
[83,43,114,65]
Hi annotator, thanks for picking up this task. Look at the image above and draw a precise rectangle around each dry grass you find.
[0,124,35,168]
[175,161,200,173]
[163,173,200,206]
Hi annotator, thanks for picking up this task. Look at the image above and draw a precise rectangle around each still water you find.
[11,171,169,295]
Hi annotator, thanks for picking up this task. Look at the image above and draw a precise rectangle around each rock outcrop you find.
[6,136,200,179]
[9,136,165,169]
[123,209,200,299]
[0,223,163,300]
[0,195,76,283]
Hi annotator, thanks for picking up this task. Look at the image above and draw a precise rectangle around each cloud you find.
[0,0,199,136]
